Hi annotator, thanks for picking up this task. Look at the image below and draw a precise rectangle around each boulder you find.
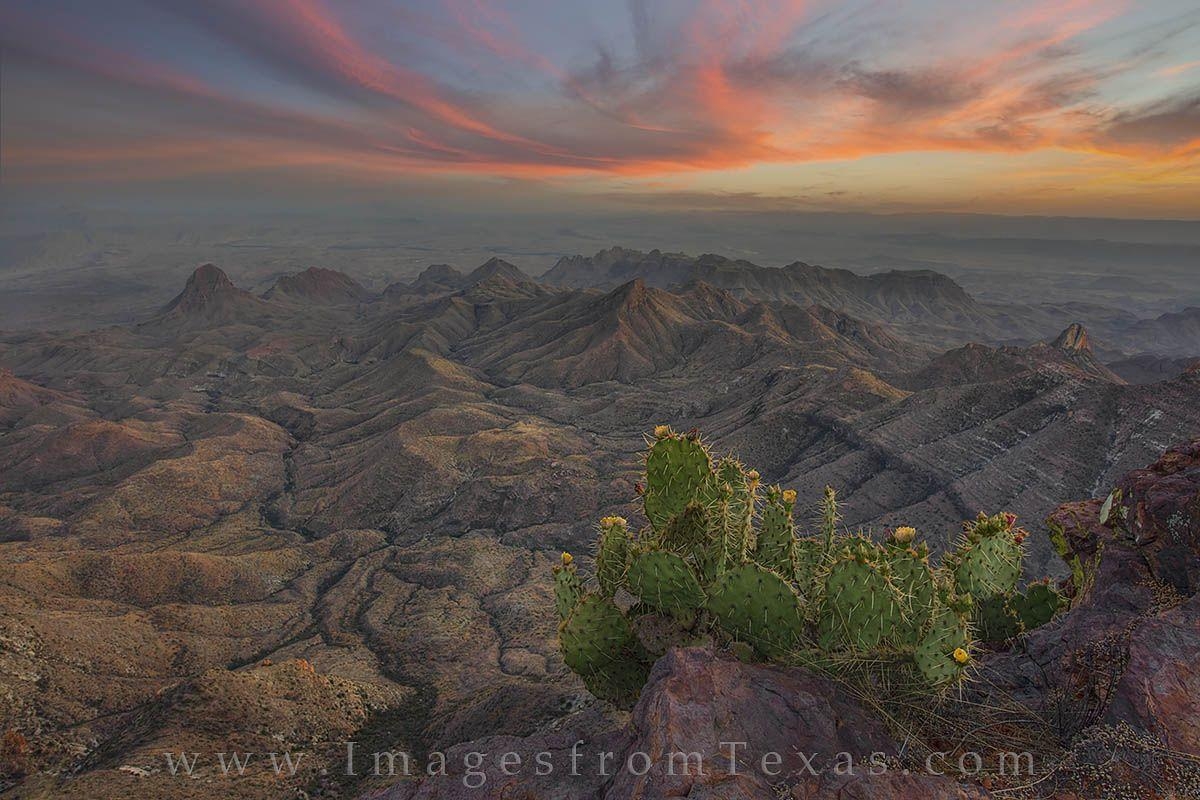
[1116,437,1200,594]
[366,648,988,799]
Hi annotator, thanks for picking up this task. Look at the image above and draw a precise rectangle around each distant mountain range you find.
[541,247,1200,358]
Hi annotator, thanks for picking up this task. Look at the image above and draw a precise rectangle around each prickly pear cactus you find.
[883,531,936,648]
[707,562,805,657]
[552,553,582,620]
[595,517,631,598]
[626,550,706,614]
[975,595,1022,642]
[643,427,712,529]
[753,486,797,575]
[1010,581,1066,632]
[793,537,825,601]
[559,594,650,704]
[819,541,907,653]
[913,601,973,687]
[551,427,1067,706]
[950,513,1023,600]
[712,457,754,562]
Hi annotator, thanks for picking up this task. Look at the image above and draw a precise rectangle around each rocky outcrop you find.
[1051,323,1091,352]
[367,647,990,800]
[1116,438,1200,594]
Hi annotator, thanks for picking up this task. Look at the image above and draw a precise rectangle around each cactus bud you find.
[634,482,644,496]
[746,470,760,488]
[892,526,917,544]
[1002,512,1017,528]
[653,424,671,439]
[781,489,797,505]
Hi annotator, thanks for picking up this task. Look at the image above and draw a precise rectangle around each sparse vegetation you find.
[552,426,1066,705]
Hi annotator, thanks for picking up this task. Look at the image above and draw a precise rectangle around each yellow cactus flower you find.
[952,647,970,665]
[781,489,797,504]
[893,526,917,544]
[561,552,574,566]
[653,424,671,439]
[599,516,627,528]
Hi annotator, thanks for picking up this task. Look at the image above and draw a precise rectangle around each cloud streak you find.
[1,0,1198,213]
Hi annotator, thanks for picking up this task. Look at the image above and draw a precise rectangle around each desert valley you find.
[2,246,1199,798]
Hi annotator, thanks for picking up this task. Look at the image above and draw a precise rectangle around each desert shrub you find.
[551,426,1065,705]
[0,730,31,779]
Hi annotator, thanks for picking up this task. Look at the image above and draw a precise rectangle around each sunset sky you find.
[2,0,1199,217]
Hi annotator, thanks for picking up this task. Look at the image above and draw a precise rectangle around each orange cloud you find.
[1,0,1197,216]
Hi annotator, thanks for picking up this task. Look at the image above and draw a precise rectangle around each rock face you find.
[1108,594,1200,754]
[1118,438,1200,594]
[1051,322,1091,352]
[367,647,988,800]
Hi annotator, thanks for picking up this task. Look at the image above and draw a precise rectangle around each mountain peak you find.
[161,263,238,314]
[603,278,652,310]
[152,263,270,326]
[1052,323,1092,353]
[467,258,527,284]
[188,263,234,292]
[263,267,371,304]
[416,264,463,284]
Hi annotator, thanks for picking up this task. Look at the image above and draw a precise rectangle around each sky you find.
[2,0,1199,218]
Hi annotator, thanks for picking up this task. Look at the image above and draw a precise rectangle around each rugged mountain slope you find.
[263,267,374,304]
[2,256,1198,799]
[1108,353,1200,384]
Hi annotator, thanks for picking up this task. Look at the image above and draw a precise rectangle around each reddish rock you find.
[1106,593,1200,755]
[368,648,988,800]
[606,647,898,798]
[1116,437,1200,595]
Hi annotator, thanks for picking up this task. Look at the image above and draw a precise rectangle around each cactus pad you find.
[913,605,972,687]
[707,562,805,657]
[552,562,582,620]
[559,594,650,705]
[626,550,706,613]
[819,549,907,653]
[883,542,936,647]
[975,595,1022,642]
[1011,582,1066,632]
[595,518,631,597]
[952,528,1022,601]
[753,486,796,575]
[644,432,713,529]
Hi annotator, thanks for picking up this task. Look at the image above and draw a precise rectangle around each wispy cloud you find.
[1,0,1197,214]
